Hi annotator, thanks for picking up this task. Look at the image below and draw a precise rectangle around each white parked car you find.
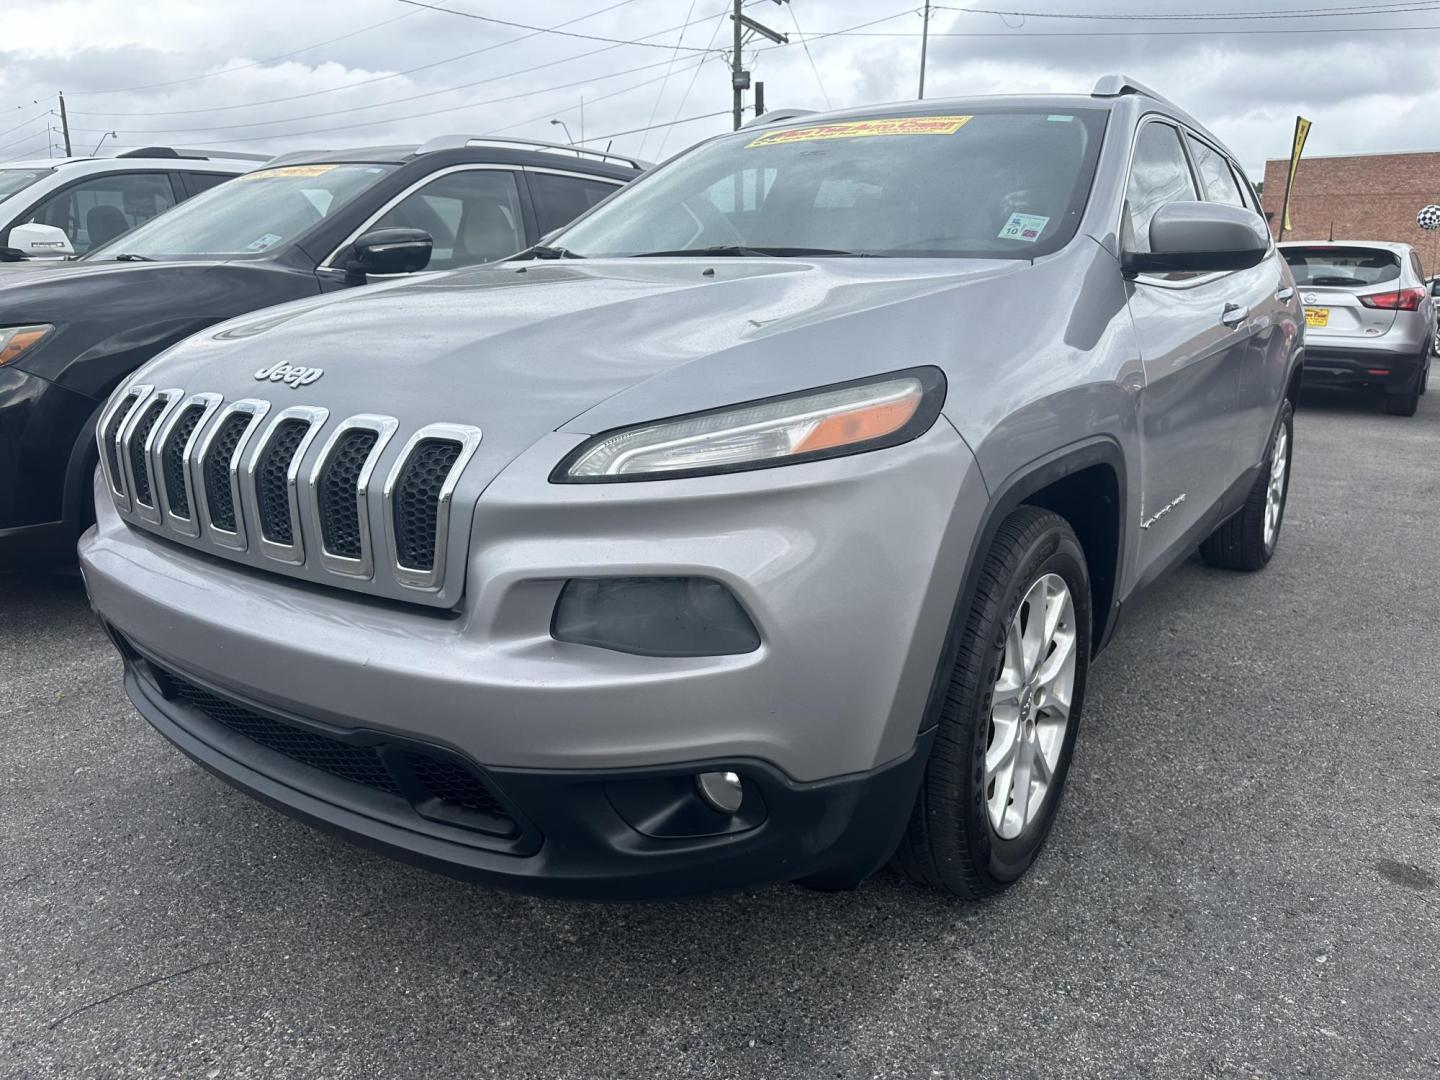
[0,147,267,264]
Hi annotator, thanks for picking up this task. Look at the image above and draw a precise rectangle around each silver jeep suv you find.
[80,77,1302,900]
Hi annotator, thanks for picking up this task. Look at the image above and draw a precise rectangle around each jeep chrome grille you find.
[98,387,480,605]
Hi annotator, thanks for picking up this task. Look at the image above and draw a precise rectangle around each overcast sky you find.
[3,0,1440,179]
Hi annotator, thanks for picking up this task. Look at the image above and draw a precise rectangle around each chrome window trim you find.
[124,388,185,525]
[97,384,151,510]
[381,423,483,591]
[520,165,626,185]
[193,399,270,551]
[241,405,330,566]
[306,414,398,579]
[151,392,223,538]
[319,164,522,270]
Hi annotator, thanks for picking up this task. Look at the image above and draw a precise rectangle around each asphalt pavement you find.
[3,386,1438,1079]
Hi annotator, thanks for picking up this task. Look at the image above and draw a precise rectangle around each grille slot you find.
[127,399,168,507]
[318,429,379,559]
[392,439,462,571]
[102,393,140,495]
[256,419,310,544]
[161,405,205,518]
[203,413,254,532]
[152,667,515,835]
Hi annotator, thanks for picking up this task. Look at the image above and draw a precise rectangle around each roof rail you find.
[1091,75,1176,107]
[413,134,649,170]
[115,146,271,162]
[741,108,818,129]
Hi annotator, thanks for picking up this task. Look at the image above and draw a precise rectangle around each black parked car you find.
[0,137,642,565]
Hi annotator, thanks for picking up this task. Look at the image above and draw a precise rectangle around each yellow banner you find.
[1282,116,1311,234]
[239,164,339,181]
[748,115,972,148]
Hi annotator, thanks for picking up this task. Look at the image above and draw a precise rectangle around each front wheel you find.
[894,506,1091,899]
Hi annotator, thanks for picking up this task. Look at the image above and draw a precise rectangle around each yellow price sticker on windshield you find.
[748,115,972,148]
[239,164,340,181]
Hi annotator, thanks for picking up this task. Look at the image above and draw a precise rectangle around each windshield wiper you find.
[518,244,584,260]
[111,253,156,262]
[629,245,879,258]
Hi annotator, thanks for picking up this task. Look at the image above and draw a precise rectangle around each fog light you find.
[552,576,760,657]
[695,771,744,814]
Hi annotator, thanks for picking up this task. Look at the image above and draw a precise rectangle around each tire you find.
[1420,357,1430,396]
[1385,379,1420,416]
[1200,398,1293,571]
[894,506,1091,899]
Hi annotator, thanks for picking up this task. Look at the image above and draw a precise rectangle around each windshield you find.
[0,169,51,201]
[548,107,1107,259]
[86,162,397,260]
[1282,246,1402,287]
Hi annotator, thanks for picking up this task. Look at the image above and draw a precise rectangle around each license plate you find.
[1305,307,1330,328]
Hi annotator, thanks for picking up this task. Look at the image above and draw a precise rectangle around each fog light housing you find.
[551,576,760,657]
[695,770,744,814]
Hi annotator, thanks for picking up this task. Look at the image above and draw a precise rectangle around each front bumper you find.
[81,420,985,896]
[112,625,932,899]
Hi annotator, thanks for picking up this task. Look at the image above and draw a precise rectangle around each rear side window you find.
[528,172,619,236]
[184,172,233,197]
[1125,123,1197,254]
[1185,136,1245,207]
[1282,246,1401,287]
[17,172,177,254]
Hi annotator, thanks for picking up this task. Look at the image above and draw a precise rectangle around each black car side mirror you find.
[1123,201,1270,276]
[343,228,433,283]
[1430,279,1440,297]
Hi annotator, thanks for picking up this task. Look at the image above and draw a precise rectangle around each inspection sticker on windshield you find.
[239,164,339,181]
[747,115,971,148]
[246,233,283,252]
[998,212,1050,243]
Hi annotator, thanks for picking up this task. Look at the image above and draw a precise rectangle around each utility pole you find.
[918,2,932,100]
[58,91,72,156]
[730,1,787,130]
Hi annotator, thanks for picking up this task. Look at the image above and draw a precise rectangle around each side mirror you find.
[1429,279,1440,297]
[7,222,74,260]
[342,227,432,283]
[1123,201,1269,276]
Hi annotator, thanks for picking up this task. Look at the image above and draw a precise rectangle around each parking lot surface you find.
[3,388,1438,1080]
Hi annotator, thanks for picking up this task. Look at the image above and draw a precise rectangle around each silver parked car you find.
[1281,240,1433,415]
[80,77,1302,900]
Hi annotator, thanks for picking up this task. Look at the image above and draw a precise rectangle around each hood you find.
[141,256,1026,478]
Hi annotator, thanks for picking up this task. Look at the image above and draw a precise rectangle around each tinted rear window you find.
[1282,246,1401,287]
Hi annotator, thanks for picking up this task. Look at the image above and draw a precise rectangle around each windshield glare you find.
[85,162,397,260]
[551,108,1107,259]
[0,169,51,201]
[1282,247,1402,287]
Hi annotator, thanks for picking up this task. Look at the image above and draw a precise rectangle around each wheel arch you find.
[917,436,1127,736]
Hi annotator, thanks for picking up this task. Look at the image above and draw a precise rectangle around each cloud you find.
[2,0,1438,178]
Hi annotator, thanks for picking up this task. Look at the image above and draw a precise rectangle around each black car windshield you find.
[0,169,52,200]
[1282,246,1402,287]
[85,162,398,260]
[549,107,1108,259]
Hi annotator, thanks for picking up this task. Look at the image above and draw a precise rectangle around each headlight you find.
[554,367,946,482]
[0,324,54,366]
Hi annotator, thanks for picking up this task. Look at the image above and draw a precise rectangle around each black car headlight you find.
[553,367,946,482]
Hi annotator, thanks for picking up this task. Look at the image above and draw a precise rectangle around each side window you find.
[529,172,620,236]
[22,173,176,255]
[184,172,233,197]
[1185,135,1245,207]
[1410,252,1425,281]
[1124,123,1198,254]
[370,169,524,271]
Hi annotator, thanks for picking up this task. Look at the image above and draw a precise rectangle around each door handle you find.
[1276,287,1295,302]
[1221,303,1249,328]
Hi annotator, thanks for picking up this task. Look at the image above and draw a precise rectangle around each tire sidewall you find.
[1263,399,1295,559]
[964,526,1092,887]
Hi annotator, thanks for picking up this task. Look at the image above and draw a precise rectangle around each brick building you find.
[1260,149,1440,269]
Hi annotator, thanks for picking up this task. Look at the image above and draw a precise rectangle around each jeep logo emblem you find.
[254,362,323,388]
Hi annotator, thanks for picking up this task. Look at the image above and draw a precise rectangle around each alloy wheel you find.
[1263,423,1289,551]
[985,573,1077,840]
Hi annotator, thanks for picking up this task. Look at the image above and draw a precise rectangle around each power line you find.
[484,54,708,139]
[787,1,832,110]
[939,1,1440,20]
[580,110,732,144]
[785,21,1440,37]
[68,0,649,118]
[0,107,52,141]
[656,6,732,156]
[396,0,715,51]
[63,10,423,97]
[638,0,701,157]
